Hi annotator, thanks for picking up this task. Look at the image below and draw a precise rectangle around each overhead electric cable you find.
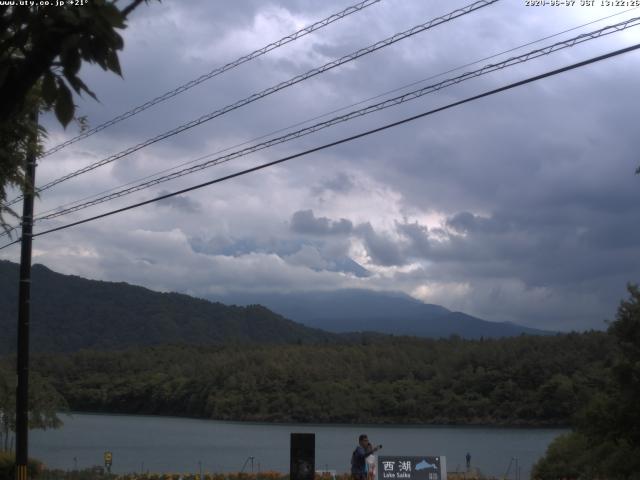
[1,238,22,250]
[0,11,636,240]
[25,16,640,224]
[4,0,497,208]
[23,7,638,227]
[2,5,635,241]
[0,41,636,251]
[39,0,383,158]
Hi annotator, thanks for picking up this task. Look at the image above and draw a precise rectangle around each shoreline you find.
[60,410,571,430]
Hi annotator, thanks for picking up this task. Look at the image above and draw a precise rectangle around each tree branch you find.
[120,0,146,19]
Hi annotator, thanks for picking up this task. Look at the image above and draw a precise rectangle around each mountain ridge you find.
[0,260,339,353]
[212,289,553,338]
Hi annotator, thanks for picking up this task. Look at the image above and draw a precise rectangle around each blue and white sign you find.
[378,456,446,480]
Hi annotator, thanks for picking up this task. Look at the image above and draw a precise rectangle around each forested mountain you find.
[28,331,613,426]
[214,289,553,338]
[1,260,552,356]
[0,256,619,427]
[0,261,339,353]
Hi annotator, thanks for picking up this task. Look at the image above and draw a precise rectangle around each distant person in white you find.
[366,440,378,480]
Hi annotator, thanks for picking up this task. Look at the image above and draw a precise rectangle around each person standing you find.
[466,452,471,471]
[351,434,382,480]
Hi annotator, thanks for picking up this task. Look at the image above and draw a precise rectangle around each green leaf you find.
[105,50,122,76]
[54,81,74,128]
[61,47,81,76]
[66,74,97,101]
[41,72,57,106]
[58,8,80,27]
[101,4,126,28]
[112,31,124,50]
[60,33,82,53]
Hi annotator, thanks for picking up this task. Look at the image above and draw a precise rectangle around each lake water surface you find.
[30,413,566,479]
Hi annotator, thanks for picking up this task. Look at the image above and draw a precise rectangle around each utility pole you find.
[15,110,38,480]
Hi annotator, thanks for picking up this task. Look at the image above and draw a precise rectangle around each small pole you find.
[15,109,38,480]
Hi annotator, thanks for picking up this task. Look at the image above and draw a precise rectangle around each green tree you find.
[532,432,591,480]
[605,283,640,446]
[0,0,155,230]
[533,284,640,479]
[0,88,45,231]
[0,363,67,452]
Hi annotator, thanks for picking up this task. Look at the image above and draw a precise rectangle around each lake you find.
[30,413,566,479]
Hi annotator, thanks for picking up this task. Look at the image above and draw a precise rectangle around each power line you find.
[1,10,636,240]
[0,41,635,250]
[25,7,639,226]
[39,0,383,159]
[3,0,498,208]
[3,6,636,244]
[0,237,20,250]
[26,16,640,224]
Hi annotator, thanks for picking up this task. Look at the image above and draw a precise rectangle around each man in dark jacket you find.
[351,434,382,480]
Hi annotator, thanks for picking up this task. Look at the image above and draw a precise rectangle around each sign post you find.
[104,451,113,474]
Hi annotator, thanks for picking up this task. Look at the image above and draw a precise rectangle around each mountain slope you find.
[213,289,553,339]
[0,260,339,353]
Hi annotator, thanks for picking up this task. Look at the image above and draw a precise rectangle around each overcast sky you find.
[2,0,640,331]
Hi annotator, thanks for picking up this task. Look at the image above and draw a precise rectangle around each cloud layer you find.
[2,0,639,331]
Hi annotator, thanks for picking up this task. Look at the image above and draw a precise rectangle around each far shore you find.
[59,410,571,430]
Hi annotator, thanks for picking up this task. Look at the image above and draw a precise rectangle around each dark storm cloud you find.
[398,206,640,291]
[355,222,406,267]
[446,212,509,235]
[344,204,640,310]
[281,194,639,307]
[312,172,355,195]
[290,209,353,235]
[396,220,431,257]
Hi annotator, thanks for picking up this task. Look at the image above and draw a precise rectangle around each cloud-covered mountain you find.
[213,289,553,339]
